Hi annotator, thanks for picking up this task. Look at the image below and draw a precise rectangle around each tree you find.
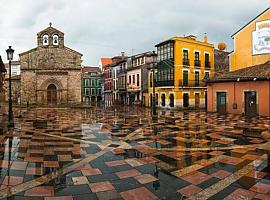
[265,36,270,45]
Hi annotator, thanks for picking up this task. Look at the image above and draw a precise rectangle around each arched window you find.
[43,34,49,45]
[53,34,59,45]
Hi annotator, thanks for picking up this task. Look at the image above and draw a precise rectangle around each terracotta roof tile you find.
[100,58,112,66]
[213,62,270,81]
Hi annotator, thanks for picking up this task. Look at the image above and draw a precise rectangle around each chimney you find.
[204,33,208,43]
[121,52,125,58]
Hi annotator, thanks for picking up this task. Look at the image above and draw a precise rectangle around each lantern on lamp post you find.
[6,46,14,128]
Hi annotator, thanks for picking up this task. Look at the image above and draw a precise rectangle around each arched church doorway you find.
[47,84,57,105]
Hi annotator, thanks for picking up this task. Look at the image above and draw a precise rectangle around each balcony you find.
[205,61,211,69]
[194,60,201,68]
[156,58,174,69]
[127,84,140,91]
[118,84,126,90]
[155,80,174,87]
[179,80,206,87]
[183,59,190,66]
[117,69,127,75]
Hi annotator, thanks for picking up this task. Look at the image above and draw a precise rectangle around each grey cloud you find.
[0,0,269,65]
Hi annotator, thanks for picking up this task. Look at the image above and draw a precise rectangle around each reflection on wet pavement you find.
[0,106,269,199]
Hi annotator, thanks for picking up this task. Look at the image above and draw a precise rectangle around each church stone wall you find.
[19,25,83,105]
[67,71,82,103]
[21,71,36,104]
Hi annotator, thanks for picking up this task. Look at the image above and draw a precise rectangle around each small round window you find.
[43,34,49,45]
[53,34,59,45]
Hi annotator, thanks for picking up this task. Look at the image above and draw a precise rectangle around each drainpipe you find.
[233,82,236,103]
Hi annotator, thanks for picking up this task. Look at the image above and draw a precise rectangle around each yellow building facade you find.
[229,7,270,71]
[148,35,214,109]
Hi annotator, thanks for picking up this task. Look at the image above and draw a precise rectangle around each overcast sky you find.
[0,0,269,65]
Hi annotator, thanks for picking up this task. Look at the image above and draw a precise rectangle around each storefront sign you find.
[252,20,270,55]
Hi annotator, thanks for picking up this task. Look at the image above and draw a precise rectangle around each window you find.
[183,71,188,86]
[137,74,140,86]
[194,52,200,67]
[155,93,158,105]
[183,50,189,65]
[183,50,188,60]
[91,88,95,95]
[150,73,153,87]
[91,79,95,86]
[98,89,102,95]
[85,79,90,87]
[195,71,199,86]
[205,53,210,68]
[204,72,210,80]
[43,34,49,45]
[53,34,59,45]
[85,88,90,96]
[133,75,135,84]
[195,52,199,61]
[129,75,131,84]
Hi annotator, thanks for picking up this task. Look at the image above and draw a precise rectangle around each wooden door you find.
[195,93,200,109]
[47,84,57,105]
[169,94,174,107]
[217,92,226,114]
[245,91,257,117]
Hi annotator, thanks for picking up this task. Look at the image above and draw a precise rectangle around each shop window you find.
[183,93,189,108]
[161,93,166,107]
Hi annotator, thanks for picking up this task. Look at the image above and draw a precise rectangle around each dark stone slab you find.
[33,120,47,129]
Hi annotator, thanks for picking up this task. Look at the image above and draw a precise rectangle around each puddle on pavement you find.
[0,106,269,191]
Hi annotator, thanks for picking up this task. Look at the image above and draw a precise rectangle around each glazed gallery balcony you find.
[155,80,174,87]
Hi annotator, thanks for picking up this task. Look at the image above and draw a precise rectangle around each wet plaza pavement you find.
[0,106,269,200]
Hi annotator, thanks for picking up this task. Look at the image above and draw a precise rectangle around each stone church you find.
[20,23,82,105]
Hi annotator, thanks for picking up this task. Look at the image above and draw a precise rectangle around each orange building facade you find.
[229,7,270,71]
[207,7,270,117]
[207,68,270,116]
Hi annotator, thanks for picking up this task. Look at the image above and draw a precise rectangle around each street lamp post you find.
[6,46,14,128]
[150,51,157,120]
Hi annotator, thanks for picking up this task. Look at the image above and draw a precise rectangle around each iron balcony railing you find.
[183,59,190,66]
[205,61,211,69]
[117,69,127,75]
[179,80,206,87]
[194,60,201,67]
